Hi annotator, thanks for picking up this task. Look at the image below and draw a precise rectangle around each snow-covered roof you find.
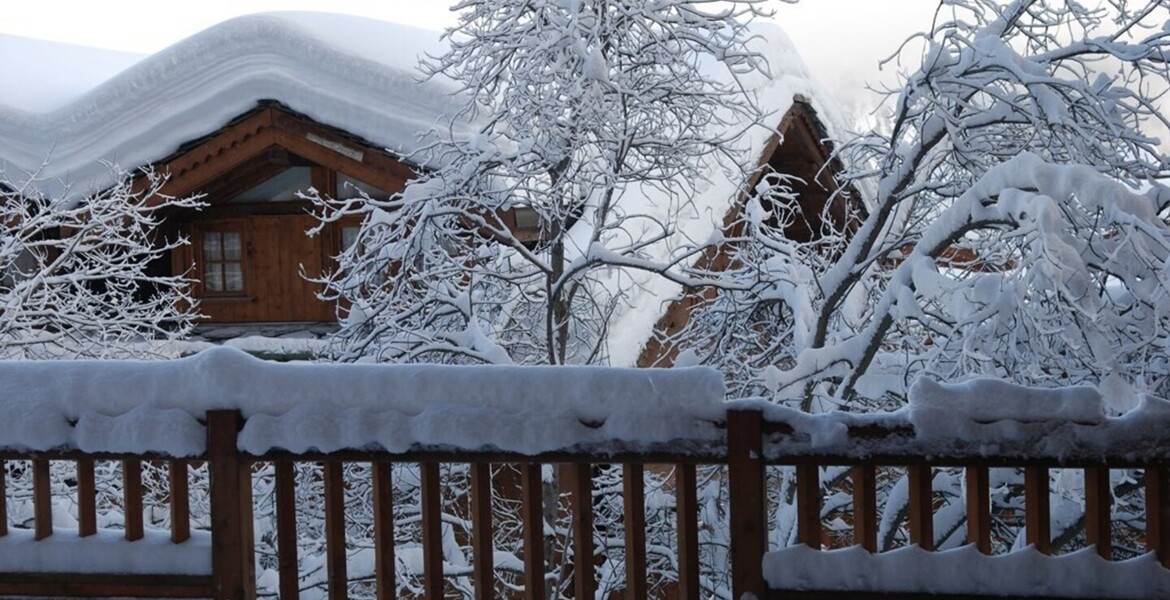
[0,12,470,198]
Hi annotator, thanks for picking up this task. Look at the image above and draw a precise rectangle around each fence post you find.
[207,410,256,600]
[728,409,766,600]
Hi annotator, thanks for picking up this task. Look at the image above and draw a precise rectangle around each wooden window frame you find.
[194,221,249,299]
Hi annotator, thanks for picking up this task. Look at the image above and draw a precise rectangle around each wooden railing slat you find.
[0,459,6,537]
[520,462,546,600]
[1024,466,1051,554]
[206,410,256,600]
[77,458,96,537]
[796,464,822,549]
[852,464,877,552]
[170,460,190,544]
[564,463,594,600]
[624,463,648,600]
[727,409,766,600]
[965,466,990,554]
[123,460,143,542]
[324,462,348,600]
[420,461,445,600]
[1147,467,1170,569]
[907,465,933,550]
[1084,466,1112,560]
[373,461,396,600]
[34,458,52,540]
[275,461,300,600]
[674,463,700,600]
[470,462,495,600]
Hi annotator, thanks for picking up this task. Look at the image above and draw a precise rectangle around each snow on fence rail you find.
[1,351,1170,599]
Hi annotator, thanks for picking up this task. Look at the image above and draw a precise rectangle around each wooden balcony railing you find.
[1,407,1168,599]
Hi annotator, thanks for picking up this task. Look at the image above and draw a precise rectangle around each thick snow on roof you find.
[0,12,469,198]
[594,24,854,367]
[0,34,145,113]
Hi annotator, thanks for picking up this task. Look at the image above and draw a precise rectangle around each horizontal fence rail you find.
[1,408,1168,599]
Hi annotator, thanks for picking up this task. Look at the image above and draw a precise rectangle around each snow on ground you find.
[765,545,1170,599]
[0,12,471,199]
[0,527,211,575]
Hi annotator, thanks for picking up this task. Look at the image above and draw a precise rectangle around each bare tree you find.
[0,164,202,358]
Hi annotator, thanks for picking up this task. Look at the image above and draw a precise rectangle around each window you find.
[341,225,361,251]
[201,230,245,294]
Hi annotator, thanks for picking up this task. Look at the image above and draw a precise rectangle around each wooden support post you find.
[123,460,144,542]
[907,465,934,551]
[520,463,546,600]
[1084,467,1112,560]
[727,409,766,600]
[852,464,877,552]
[624,464,647,600]
[420,462,444,600]
[675,464,700,600]
[564,463,594,600]
[373,461,396,600]
[170,460,190,544]
[1024,466,1051,554]
[207,410,256,600]
[0,460,7,537]
[796,464,822,549]
[34,458,52,540]
[77,458,95,538]
[275,461,300,600]
[965,466,990,554]
[324,462,348,600]
[1146,467,1170,569]
[470,463,494,600]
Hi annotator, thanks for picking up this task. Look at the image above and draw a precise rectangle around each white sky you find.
[0,0,942,119]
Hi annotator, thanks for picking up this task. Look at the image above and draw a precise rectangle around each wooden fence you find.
[1,408,1168,599]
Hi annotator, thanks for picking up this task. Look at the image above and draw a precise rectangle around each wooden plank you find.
[520,462,546,600]
[170,460,190,544]
[0,460,6,537]
[470,462,495,600]
[563,463,594,600]
[675,464,700,600]
[0,573,216,598]
[1146,467,1170,568]
[965,466,990,554]
[373,461,396,600]
[123,459,144,542]
[323,461,348,600]
[796,464,822,549]
[275,461,300,600]
[77,458,96,537]
[34,458,52,540]
[207,410,256,600]
[727,409,766,600]
[624,464,647,600]
[852,464,877,552]
[420,461,445,600]
[1024,466,1051,554]
[907,465,933,550]
[1084,467,1112,560]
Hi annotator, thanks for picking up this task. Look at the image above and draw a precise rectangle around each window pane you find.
[341,226,360,251]
[223,232,242,261]
[204,263,223,292]
[202,232,222,261]
[223,263,244,292]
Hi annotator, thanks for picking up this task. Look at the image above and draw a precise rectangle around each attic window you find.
[230,167,312,203]
[514,206,541,229]
[337,174,391,200]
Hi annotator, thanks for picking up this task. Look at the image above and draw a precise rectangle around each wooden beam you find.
[727,409,766,600]
[1024,467,1051,554]
[470,463,495,600]
[420,461,445,600]
[207,410,256,600]
[853,464,877,552]
[170,460,190,544]
[373,461,397,600]
[275,461,300,600]
[324,462,348,600]
[77,458,96,537]
[1084,467,1112,560]
[564,463,595,600]
[907,465,934,551]
[675,464,700,600]
[1147,467,1170,568]
[796,464,822,549]
[123,460,144,542]
[624,464,647,600]
[34,458,52,540]
[0,573,215,598]
[520,463,546,600]
[965,466,990,554]
[0,460,6,537]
